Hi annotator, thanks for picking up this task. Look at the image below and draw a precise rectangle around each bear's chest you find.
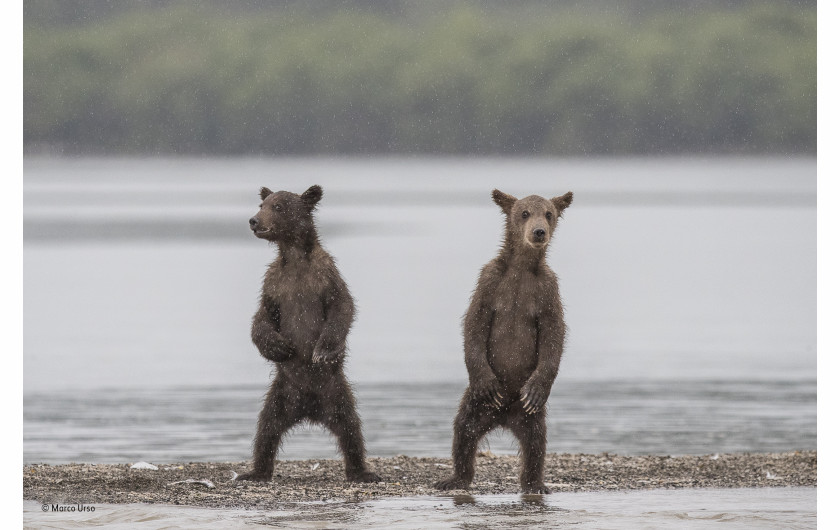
[490,273,541,319]
[262,264,329,314]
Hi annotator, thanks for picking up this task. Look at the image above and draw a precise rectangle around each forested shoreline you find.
[24,1,816,155]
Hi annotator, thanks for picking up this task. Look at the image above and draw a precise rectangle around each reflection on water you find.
[253,494,564,529]
[23,488,817,529]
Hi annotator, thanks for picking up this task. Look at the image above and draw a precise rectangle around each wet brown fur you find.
[434,189,573,494]
[236,185,380,484]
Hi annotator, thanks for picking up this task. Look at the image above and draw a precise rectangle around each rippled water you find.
[23,379,815,464]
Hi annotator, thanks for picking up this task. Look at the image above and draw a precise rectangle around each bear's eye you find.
[521,210,530,219]
[273,204,282,211]
[546,211,552,220]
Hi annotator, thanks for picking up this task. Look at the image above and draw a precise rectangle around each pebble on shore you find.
[23,451,816,510]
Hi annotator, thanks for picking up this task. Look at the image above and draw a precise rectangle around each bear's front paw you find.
[347,470,382,483]
[260,339,296,362]
[472,377,504,409]
[312,345,343,364]
[433,476,471,490]
[235,469,274,482]
[519,380,548,414]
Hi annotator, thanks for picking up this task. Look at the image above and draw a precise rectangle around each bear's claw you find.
[235,470,273,482]
[312,346,344,364]
[472,378,504,409]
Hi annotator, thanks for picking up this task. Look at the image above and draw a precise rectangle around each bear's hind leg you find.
[434,390,500,490]
[319,381,381,483]
[237,383,300,482]
[509,407,550,494]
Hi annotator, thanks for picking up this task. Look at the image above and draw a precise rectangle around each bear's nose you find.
[534,228,546,238]
[249,217,258,228]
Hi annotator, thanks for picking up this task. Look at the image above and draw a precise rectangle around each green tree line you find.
[23,1,816,155]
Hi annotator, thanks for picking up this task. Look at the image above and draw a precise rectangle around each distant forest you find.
[23,0,816,155]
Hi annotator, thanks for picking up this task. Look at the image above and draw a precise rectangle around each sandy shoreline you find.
[24,451,816,509]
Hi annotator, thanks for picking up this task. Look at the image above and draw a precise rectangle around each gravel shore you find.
[24,451,816,509]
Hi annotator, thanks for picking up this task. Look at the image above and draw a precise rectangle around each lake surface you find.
[23,379,815,464]
[22,157,816,524]
[23,488,817,529]
[23,156,816,391]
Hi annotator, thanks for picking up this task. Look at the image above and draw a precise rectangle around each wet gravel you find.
[23,451,816,509]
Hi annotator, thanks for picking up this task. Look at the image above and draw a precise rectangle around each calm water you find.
[23,157,816,525]
[23,157,816,391]
[24,488,817,529]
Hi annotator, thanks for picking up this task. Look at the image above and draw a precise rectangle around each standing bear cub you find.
[237,185,380,484]
[434,189,573,494]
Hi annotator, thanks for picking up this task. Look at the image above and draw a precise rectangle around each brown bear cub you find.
[236,185,380,484]
[434,189,573,494]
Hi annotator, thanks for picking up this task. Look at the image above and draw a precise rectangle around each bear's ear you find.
[300,185,323,212]
[259,187,273,201]
[551,191,574,214]
[492,189,517,215]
